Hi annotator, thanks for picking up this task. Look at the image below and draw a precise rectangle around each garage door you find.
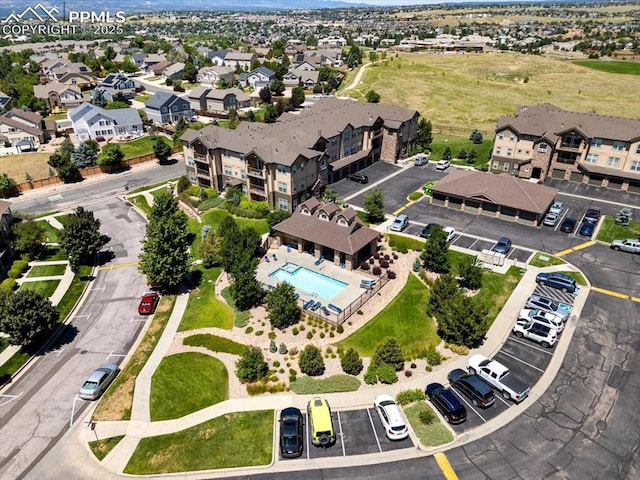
[569,171,583,182]
[608,178,623,190]
[448,197,463,210]
[628,181,640,194]
[431,193,446,206]
[465,200,480,214]
[552,168,565,179]
[588,174,604,186]
[482,203,499,217]
[501,207,517,219]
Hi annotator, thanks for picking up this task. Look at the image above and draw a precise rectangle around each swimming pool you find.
[269,263,347,301]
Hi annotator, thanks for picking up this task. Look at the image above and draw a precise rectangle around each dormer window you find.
[318,211,329,221]
[301,207,311,216]
[337,216,348,226]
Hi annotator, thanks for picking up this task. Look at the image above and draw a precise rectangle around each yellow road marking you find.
[555,240,595,257]
[434,452,459,480]
[97,261,138,271]
[392,205,408,215]
[632,296,640,303]
[591,287,630,300]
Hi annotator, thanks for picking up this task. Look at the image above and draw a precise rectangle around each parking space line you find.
[494,393,511,407]
[591,286,630,300]
[450,386,487,423]
[434,452,460,480]
[0,392,23,407]
[305,414,310,459]
[336,411,346,456]
[366,408,383,452]
[498,350,545,373]
[508,336,554,356]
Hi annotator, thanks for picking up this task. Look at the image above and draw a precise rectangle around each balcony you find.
[194,152,208,162]
[247,167,265,178]
[249,186,267,197]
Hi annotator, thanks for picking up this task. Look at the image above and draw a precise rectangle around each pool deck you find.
[257,245,377,314]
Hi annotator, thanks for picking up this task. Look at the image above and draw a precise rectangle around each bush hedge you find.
[396,388,426,406]
[290,375,360,394]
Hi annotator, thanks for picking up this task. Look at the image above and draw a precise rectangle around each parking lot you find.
[445,283,577,434]
[279,408,414,461]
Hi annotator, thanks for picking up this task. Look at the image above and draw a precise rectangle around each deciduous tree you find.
[0,290,59,351]
[11,220,45,258]
[265,282,301,330]
[458,256,483,290]
[236,346,268,383]
[97,143,124,167]
[363,188,385,223]
[365,89,380,103]
[291,86,305,108]
[59,206,102,272]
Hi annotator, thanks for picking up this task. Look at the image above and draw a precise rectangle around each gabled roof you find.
[4,108,43,125]
[145,91,187,110]
[225,51,256,62]
[188,85,211,99]
[205,88,250,102]
[100,74,131,87]
[68,102,141,126]
[0,109,43,136]
[273,200,379,255]
[431,169,558,215]
[33,82,81,98]
[163,62,185,76]
[496,103,640,143]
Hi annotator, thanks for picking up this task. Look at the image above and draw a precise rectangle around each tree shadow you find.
[158,158,178,166]
[97,250,115,266]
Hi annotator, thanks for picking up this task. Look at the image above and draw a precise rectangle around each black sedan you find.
[560,217,576,233]
[425,383,467,424]
[279,407,304,458]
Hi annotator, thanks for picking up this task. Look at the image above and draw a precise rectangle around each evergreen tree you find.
[229,256,264,310]
[416,118,433,148]
[265,282,301,330]
[469,129,483,144]
[365,89,380,103]
[427,273,459,318]
[437,294,489,348]
[458,256,483,290]
[442,146,452,161]
[420,224,450,273]
[341,348,364,375]
[70,141,98,168]
[153,136,173,163]
[259,86,271,104]
[291,86,305,108]
[372,337,404,371]
[97,143,124,167]
[299,344,325,376]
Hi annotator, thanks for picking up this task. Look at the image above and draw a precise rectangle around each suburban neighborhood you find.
[0,1,639,480]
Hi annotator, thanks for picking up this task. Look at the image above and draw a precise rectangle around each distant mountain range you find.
[0,0,602,18]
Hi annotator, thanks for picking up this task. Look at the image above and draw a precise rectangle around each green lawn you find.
[220,286,251,327]
[118,136,159,160]
[129,195,152,216]
[336,273,438,360]
[178,266,234,331]
[128,177,181,195]
[388,233,425,253]
[404,402,454,447]
[473,265,523,324]
[55,265,92,321]
[428,134,493,168]
[125,410,273,474]
[27,264,67,277]
[89,435,125,461]
[19,280,60,298]
[528,252,566,268]
[290,375,361,394]
[183,333,247,355]
[150,352,228,421]
[0,349,30,386]
[37,246,67,261]
[572,60,640,76]
[36,219,62,243]
[596,216,640,244]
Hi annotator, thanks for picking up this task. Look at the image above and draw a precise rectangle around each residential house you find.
[238,66,275,90]
[491,103,640,193]
[181,97,419,212]
[131,52,148,68]
[145,91,194,124]
[0,109,48,152]
[149,60,173,77]
[196,66,235,87]
[272,198,379,270]
[0,91,11,112]
[224,51,257,71]
[283,67,319,88]
[33,83,86,112]
[97,73,137,100]
[197,48,231,66]
[317,37,347,48]
[254,47,273,58]
[48,63,95,90]
[141,53,168,72]
[0,200,13,271]
[163,62,185,81]
[187,86,212,111]
[204,88,251,112]
[68,103,143,142]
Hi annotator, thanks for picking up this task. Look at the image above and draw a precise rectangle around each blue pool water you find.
[269,263,347,301]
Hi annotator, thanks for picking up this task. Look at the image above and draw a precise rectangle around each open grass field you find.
[178,266,235,331]
[150,352,228,421]
[0,152,52,181]
[125,410,273,474]
[572,60,640,76]
[341,52,640,133]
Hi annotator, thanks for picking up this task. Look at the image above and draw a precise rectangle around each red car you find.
[138,292,160,315]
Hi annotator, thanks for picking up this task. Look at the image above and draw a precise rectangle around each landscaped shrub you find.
[337,324,344,334]
[376,363,398,384]
[0,278,16,292]
[384,254,390,261]
[387,270,397,279]
[341,348,364,375]
[273,360,281,368]
[419,407,436,425]
[306,331,313,339]
[268,331,276,340]
[8,260,29,279]
[374,253,380,260]
[369,257,375,264]
[412,259,421,272]
[292,327,298,335]
[279,343,288,354]
[176,175,191,193]
[290,375,361,394]
[379,260,389,268]
[269,339,277,353]
[405,370,412,377]
[289,346,298,356]
[246,382,287,396]
[372,266,382,275]
[361,262,370,271]
[396,388,426,406]
[298,345,325,376]
[448,344,470,355]
[364,364,378,384]
[245,326,254,334]
[425,346,442,366]
[198,196,225,211]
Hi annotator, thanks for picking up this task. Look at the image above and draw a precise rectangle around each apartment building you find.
[491,103,640,193]
[181,98,418,212]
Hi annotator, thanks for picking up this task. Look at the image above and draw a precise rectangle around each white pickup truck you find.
[467,354,530,403]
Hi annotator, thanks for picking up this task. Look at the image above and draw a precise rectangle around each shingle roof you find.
[68,103,141,126]
[145,91,180,110]
[496,103,640,142]
[431,169,559,215]
[205,88,250,102]
[273,200,379,255]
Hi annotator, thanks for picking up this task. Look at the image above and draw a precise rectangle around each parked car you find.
[467,354,530,403]
[374,394,409,440]
[425,383,467,424]
[535,272,577,293]
[435,160,450,171]
[444,226,456,243]
[578,221,595,237]
[307,397,335,447]
[525,294,570,322]
[414,155,429,166]
[420,223,440,238]
[138,292,160,315]
[389,214,409,232]
[560,218,576,233]
[279,407,304,458]
[543,212,560,227]
[78,363,119,400]
[346,173,369,184]
[448,369,495,408]
[517,309,564,333]
[549,201,564,215]
[491,237,512,255]
[584,206,601,224]
[513,320,557,348]
[610,239,640,254]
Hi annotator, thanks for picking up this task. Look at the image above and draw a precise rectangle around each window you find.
[492,160,499,169]
[277,165,288,174]
[188,172,196,182]
[636,145,640,154]
[388,131,394,136]
[278,181,287,193]
[278,198,288,210]
[631,160,640,172]
[607,157,620,168]
[507,148,513,157]
[498,132,504,140]
[187,157,195,167]
[509,133,515,142]
[503,163,510,171]
[612,141,625,151]
[538,143,548,153]
[586,153,598,164]
[240,169,246,180]
[224,166,232,176]
[495,147,502,155]
[591,138,603,147]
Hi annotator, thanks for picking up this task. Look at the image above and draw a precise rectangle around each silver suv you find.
[525,294,570,322]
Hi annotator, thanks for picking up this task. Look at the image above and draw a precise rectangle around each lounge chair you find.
[293,293,300,300]
[314,255,324,266]
[321,306,330,315]
[310,301,321,311]
[328,303,342,314]
[303,299,314,309]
